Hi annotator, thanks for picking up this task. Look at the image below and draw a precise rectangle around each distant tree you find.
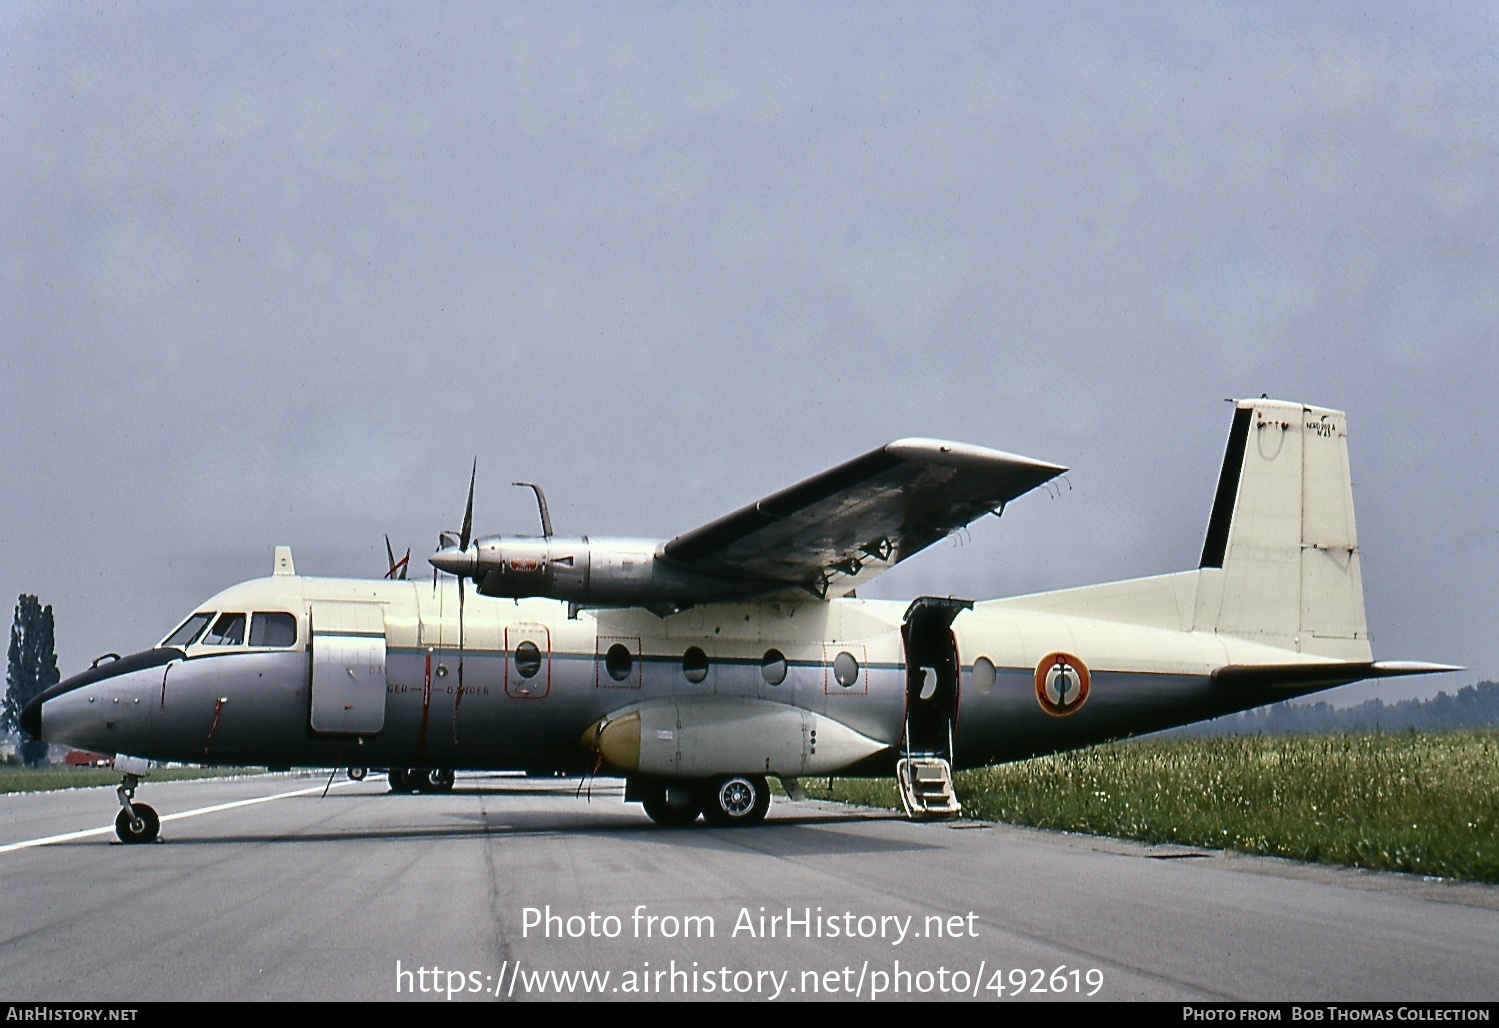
[1162,681,1499,737]
[4,594,59,766]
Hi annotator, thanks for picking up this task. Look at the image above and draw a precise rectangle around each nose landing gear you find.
[114,773,160,844]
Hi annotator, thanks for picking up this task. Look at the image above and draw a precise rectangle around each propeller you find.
[384,534,410,580]
[431,459,477,744]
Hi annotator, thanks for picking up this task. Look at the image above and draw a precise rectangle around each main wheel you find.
[641,788,699,826]
[701,775,770,827]
[418,768,455,792]
[388,768,412,792]
[115,803,160,844]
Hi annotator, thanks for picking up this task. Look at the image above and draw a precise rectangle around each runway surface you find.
[1,772,1495,1003]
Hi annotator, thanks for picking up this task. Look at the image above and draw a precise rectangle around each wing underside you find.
[661,439,1066,599]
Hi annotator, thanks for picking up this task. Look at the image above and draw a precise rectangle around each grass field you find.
[805,730,1499,884]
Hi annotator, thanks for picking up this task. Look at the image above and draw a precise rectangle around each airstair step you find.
[896,757,961,820]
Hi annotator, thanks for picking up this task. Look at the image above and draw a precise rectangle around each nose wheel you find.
[114,774,160,844]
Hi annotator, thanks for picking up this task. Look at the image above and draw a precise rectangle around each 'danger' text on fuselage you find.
[22,398,1456,842]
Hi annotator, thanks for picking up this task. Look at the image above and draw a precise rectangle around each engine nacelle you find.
[431,535,772,609]
[469,534,594,600]
[583,696,889,778]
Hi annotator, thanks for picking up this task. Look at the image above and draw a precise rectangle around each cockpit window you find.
[162,612,212,649]
[249,612,298,648]
[202,612,247,646]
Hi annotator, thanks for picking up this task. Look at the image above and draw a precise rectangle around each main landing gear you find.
[115,773,160,844]
[387,768,456,793]
[633,774,771,828]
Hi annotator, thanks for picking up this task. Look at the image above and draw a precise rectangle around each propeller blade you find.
[453,569,466,743]
[433,459,479,584]
[384,535,411,580]
[460,458,476,551]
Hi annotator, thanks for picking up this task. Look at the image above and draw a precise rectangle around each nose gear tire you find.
[115,803,160,843]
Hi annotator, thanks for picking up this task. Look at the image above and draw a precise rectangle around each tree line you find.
[1164,681,1499,737]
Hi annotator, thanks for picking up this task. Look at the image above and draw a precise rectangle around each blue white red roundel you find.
[1034,652,1090,717]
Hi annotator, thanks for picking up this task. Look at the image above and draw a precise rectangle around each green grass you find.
[0,765,258,795]
[806,730,1499,884]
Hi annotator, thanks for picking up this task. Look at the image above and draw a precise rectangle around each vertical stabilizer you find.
[1194,399,1370,660]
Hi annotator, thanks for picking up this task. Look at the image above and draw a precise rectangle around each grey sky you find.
[3,2,1494,703]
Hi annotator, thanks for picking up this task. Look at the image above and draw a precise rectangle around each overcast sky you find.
[3,2,1494,706]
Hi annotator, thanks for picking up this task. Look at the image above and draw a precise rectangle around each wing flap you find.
[662,439,1065,597]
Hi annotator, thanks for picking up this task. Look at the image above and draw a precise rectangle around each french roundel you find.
[1034,652,1090,717]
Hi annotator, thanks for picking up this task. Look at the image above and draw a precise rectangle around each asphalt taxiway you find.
[1,773,1494,1002]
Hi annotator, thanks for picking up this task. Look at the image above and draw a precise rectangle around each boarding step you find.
[896,756,961,820]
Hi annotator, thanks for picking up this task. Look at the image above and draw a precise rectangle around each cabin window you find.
[202,612,247,646]
[514,640,542,679]
[972,656,997,694]
[832,651,859,688]
[681,646,708,684]
[249,612,298,648]
[760,649,787,686]
[162,612,212,649]
[605,643,633,682]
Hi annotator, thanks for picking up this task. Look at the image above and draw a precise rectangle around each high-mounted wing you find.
[430,438,1066,610]
[661,439,1066,599]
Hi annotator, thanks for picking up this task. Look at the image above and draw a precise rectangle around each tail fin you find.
[1194,398,1370,660]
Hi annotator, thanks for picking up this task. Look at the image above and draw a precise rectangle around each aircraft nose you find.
[20,694,42,739]
[429,544,478,578]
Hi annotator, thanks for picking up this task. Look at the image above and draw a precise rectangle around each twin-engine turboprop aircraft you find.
[23,398,1455,842]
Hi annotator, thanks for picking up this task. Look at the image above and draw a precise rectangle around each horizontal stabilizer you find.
[1213,660,1463,690]
[1367,660,1466,677]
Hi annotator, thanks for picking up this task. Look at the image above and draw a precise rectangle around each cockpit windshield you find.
[202,613,247,646]
[161,612,212,649]
[160,609,300,650]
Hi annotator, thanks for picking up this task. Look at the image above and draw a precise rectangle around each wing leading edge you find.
[661,439,1067,599]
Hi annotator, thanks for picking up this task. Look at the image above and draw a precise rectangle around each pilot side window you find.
[202,612,247,646]
[249,612,298,648]
[162,612,213,649]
